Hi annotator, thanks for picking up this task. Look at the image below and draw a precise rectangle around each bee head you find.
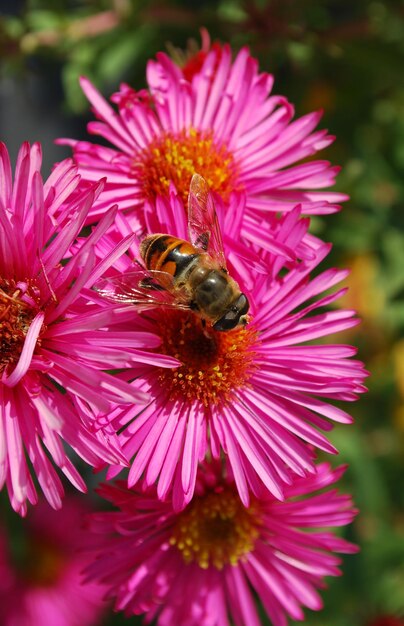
[213,293,250,332]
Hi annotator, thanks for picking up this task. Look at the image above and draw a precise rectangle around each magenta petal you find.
[2,312,45,387]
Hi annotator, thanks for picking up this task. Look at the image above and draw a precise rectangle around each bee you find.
[96,174,250,331]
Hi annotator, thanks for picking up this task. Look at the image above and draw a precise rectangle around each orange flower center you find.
[132,128,240,206]
[156,311,258,406]
[0,279,42,374]
[170,487,261,569]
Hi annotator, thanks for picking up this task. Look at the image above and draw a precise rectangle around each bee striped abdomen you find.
[140,235,199,279]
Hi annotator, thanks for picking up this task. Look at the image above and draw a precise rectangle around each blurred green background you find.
[0,1,403,625]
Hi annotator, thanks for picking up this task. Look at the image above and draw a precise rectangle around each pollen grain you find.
[132,128,240,206]
[0,278,42,374]
[170,487,261,570]
[156,311,258,406]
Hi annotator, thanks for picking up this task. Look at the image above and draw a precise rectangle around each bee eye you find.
[213,313,239,331]
[238,294,249,316]
[213,294,250,331]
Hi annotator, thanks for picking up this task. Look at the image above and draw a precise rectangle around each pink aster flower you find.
[0,141,177,515]
[92,186,367,510]
[0,495,107,626]
[58,35,347,239]
[83,461,358,626]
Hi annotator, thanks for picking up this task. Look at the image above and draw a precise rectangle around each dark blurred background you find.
[0,1,403,625]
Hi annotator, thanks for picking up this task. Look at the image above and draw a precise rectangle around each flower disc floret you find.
[0,279,44,374]
[133,128,239,206]
[170,487,261,569]
[156,311,258,406]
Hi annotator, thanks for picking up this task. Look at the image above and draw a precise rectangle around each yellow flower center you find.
[0,278,42,374]
[132,128,240,205]
[156,311,258,406]
[170,487,261,569]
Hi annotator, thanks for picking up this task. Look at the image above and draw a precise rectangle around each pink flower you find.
[0,142,177,515]
[94,188,367,510]
[58,37,347,238]
[0,495,107,626]
[84,462,358,626]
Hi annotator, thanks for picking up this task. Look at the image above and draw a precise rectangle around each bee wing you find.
[187,173,227,270]
[94,269,190,309]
